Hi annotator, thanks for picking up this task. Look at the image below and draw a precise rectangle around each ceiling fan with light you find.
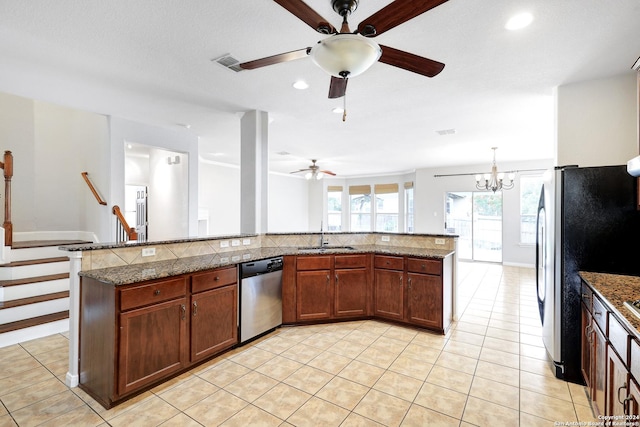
[240,0,448,120]
[290,159,336,180]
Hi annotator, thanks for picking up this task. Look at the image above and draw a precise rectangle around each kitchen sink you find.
[623,300,640,320]
[297,246,356,253]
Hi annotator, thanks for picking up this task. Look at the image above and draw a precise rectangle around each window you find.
[520,175,543,244]
[327,186,342,231]
[404,182,414,233]
[349,185,372,231]
[374,183,399,232]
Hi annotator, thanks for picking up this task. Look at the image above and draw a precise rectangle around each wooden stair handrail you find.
[112,205,138,242]
[0,150,13,247]
[81,172,107,205]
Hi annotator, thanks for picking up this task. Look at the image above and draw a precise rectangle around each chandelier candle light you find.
[475,147,515,193]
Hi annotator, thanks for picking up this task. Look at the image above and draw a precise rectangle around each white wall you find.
[0,92,110,240]
[414,159,553,267]
[109,117,199,241]
[268,173,309,232]
[556,72,637,166]
[198,161,241,236]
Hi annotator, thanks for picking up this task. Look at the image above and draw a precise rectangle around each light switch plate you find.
[242,239,251,245]
[435,238,445,245]
[381,236,390,242]
[220,241,229,248]
[231,239,240,247]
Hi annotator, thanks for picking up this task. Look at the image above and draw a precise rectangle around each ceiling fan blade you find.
[290,168,311,174]
[379,45,444,77]
[239,48,310,70]
[328,76,348,99]
[273,0,336,34]
[320,170,337,176]
[357,0,449,37]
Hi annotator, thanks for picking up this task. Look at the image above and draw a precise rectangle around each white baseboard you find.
[502,261,535,269]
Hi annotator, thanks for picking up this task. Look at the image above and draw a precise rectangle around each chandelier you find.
[475,147,515,193]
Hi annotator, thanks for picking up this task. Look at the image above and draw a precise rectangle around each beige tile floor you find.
[0,262,600,426]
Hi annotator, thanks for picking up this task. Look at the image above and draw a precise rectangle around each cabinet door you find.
[627,379,640,416]
[581,302,593,391]
[191,284,238,363]
[118,298,187,396]
[407,273,442,329]
[593,324,607,416]
[297,270,332,321]
[334,268,368,318]
[607,344,630,417]
[373,269,404,320]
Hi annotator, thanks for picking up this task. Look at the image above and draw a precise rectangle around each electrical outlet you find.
[220,257,230,263]
[381,236,390,242]
[435,238,445,245]
[231,239,240,247]
[142,247,156,257]
[242,253,251,260]
[231,255,241,262]
[242,238,251,245]
[220,241,229,248]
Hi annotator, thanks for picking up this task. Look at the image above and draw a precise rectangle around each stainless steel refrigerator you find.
[536,165,640,383]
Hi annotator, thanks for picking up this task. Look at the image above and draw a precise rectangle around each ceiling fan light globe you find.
[316,172,324,180]
[310,34,381,78]
[305,172,313,180]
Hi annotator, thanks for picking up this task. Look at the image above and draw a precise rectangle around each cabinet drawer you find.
[192,266,237,294]
[407,258,441,275]
[592,296,608,334]
[374,255,403,270]
[297,255,332,271]
[580,282,593,310]
[120,277,187,311]
[609,313,629,367]
[631,339,640,380]
[335,254,368,269]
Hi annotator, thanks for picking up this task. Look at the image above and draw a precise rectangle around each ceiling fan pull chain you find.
[343,90,347,122]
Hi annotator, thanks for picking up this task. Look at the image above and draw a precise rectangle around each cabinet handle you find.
[585,324,593,343]
[618,383,628,405]
[623,395,633,415]
[581,293,591,300]
[193,301,198,317]
[335,274,338,283]
[399,275,403,286]
[594,310,602,317]
[408,277,412,289]
[327,275,330,284]
[154,289,160,296]
[214,276,220,281]
[181,304,186,320]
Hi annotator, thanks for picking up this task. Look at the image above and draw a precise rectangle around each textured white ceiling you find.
[0,0,639,176]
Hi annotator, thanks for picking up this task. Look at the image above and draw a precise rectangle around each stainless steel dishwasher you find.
[239,257,283,343]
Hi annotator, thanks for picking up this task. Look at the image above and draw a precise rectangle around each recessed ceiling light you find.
[293,80,309,90]
[505,12,533,30]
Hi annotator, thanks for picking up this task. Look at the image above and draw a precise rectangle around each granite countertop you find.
[579,271,640,337]
[80,245,455,286]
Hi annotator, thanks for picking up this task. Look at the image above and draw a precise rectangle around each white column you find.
[65,251,83,388]
[240,110,269,234]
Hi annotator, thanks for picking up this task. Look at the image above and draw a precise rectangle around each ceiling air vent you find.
[212,54,243,72]
[436,128,456,136]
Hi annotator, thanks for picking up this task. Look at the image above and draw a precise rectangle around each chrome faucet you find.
[320,221,327,246]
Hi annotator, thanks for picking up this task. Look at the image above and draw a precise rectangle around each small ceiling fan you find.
[240,0,448,112]
[290,159,336,180]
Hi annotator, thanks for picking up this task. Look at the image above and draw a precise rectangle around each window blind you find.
[349,185,371,195]
[374,183,399,194]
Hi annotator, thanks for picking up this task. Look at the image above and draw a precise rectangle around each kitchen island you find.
[69,233,456,408]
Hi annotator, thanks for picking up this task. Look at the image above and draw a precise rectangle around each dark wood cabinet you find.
[118,297,188,396]
[607,344,629,417]
[373,268,404,321]
[407,273,442,329]
[297,269,332,320]
[80,266,238,409]
[190,284,237,362]
[593,309,607,416]
[295,254,371,321]
[581,285,593,390]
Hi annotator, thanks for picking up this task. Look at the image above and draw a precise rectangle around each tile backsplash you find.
[80,233,456,272]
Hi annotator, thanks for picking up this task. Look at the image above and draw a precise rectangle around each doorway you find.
[445,191,503,262]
